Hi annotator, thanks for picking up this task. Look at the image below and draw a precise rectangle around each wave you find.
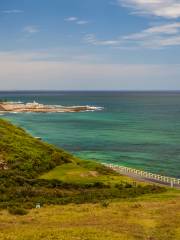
[6,101,24,104]
[0,101,104,113]
[53,105,104,110]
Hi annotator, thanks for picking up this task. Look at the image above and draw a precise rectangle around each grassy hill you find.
[0,118,168,212]
[0,119,73,177]
[0,118,180,239]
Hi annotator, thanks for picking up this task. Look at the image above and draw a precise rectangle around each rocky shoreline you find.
[0,101,103,113]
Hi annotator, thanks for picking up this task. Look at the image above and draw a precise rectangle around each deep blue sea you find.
[0,91,180,178]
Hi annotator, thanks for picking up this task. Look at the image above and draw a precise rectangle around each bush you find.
[8,207,28,215]
[100,200,110,208]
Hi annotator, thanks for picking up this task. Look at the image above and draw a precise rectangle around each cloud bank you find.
[84,22,180,48]
[119,0,180,19]
[123,22,180,48]
[0,51,180,90]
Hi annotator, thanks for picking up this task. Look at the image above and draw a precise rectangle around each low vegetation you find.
[0,118,180,239]
[0,196,180,240]
[0,118,167,213]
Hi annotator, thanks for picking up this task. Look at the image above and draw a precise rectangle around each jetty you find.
[103,163,180,188]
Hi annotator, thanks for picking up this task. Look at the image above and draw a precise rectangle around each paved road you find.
[114,169,180,189]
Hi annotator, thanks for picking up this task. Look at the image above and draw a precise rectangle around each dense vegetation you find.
[0,119,166,213]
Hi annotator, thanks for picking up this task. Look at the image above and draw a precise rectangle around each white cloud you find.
[132,22,180,37]
[84,22,180,49]
[23,25,39,34]
[76,20,89,25]
[84,34,120,46]
[108,1,180,48]
[118,0,180,19]
[64,17,89,25]
[123,22,180,48]
[64,16,78,22]
[2,9,23,14]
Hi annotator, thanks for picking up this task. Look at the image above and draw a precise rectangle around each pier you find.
[103,163,180,188]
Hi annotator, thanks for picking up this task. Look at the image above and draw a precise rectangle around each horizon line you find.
[1,90,180,92]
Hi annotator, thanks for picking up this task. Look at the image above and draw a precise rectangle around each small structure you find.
[36,203,41,209]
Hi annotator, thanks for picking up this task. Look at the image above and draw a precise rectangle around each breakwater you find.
[103,163,180,188]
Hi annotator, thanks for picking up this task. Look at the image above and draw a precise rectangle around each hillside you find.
[0,119,74,177]
[0,118,167,212]
[0,118,180,239]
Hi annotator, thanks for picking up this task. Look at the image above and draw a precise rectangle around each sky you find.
[0,0,180,90]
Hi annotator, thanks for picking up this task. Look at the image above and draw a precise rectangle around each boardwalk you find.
[103,163,180,188]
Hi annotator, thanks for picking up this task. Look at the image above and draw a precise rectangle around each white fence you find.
[103,163,180,187]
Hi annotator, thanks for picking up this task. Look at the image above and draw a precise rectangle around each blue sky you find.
[0,0,180,90]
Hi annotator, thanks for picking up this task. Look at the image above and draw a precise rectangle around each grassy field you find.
[0,191,180,240]
[40,161,134,185]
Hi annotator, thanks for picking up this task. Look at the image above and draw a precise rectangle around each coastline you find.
[1,115,179,189]
[0,116,180,240]
[1,92,180,178]
[0,101,103,113]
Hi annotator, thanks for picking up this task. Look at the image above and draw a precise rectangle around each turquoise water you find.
[0,91,180,178]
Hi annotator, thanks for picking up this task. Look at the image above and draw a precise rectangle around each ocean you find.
[0,91,180,178]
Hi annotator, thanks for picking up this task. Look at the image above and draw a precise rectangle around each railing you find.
[103,163,180,187]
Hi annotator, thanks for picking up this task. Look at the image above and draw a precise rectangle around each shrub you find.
[101,200,110,208]
[8,207,28,215]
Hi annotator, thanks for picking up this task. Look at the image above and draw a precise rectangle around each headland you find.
[0,101,103,113]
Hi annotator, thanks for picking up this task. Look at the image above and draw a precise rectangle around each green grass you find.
[40,163,98,183]
[0,118,180,239]
[40,161,135,185]
[0,118,168,211]
[0,118,74,178]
